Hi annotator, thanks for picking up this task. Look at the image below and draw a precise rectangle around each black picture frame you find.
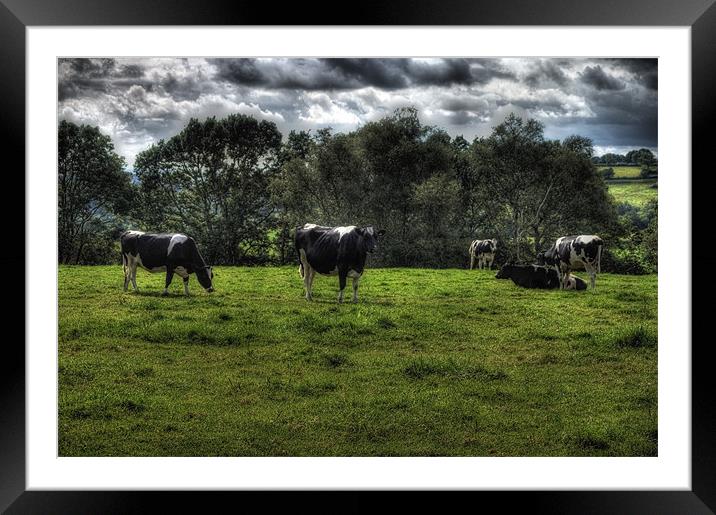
[3,1,713,512]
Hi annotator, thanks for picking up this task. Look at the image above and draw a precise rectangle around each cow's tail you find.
[596,242,603,274]
[295,233,306,279]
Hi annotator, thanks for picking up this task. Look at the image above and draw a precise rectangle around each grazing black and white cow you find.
[537,235,603,290]
[120,230,214,296]
[469,238,497,270]
[294,224,385,303]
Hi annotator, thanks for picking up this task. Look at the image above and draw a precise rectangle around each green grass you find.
[598,165,643,179]
[58,265,657,457]
[608,180,657,207]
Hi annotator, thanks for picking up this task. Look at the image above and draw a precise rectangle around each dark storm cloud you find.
[613,58,658,91]
[209,58,515,91]
[58,57,658,165]
[579,65,626,91]
[58,58,148,101]
[525,60,567,88]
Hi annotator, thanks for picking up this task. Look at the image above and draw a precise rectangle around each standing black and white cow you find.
[294,224,385,303]
[538,235,603,290]
[120,231,214,296]
[469,239,497,270]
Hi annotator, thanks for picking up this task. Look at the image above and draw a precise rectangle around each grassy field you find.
[597,165,643,179]
[59,265,657,457]
[608,179,657,207]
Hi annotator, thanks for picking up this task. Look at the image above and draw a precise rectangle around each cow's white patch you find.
[334,226,356,241]
[303,223,318,229]
[126,230,145,236]
[576,235,598,245]
[167,234,187,255]
[174,266,189,278]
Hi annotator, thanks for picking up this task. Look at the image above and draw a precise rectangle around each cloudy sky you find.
[58,57,657,168]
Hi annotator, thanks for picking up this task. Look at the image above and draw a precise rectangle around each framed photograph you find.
[4,0,713,512]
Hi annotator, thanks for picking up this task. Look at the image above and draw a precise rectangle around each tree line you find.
[591,149,657,168]
[58,108,657,272]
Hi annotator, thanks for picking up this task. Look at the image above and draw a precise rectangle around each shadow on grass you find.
[123,290,211,298]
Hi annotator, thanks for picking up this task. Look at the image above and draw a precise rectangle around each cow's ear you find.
[355,227,365,236]
[377,229,386,237]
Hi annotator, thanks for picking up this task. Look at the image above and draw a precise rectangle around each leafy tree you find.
[626,148,657,167]
[470,115,618,261]
[134,114,282,264]
[58,121,134,264]
[593,153,627,166]
[600,167,615,179]
[641,199,658,270]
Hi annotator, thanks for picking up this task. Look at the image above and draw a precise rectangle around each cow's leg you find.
[554,265,563,290]
[488,255,494,269]
[183,277,190,296]
[122,254,129,292]
[470,253,475,270]
[300,251,313,301]
[352,275,361,303]
[478,256,483,270]
[130,259,139,292]
[585,262,596,290]
[304,266,315,301]
[561,266,572,290]
[337,269,348,304]
[163,268,174,296]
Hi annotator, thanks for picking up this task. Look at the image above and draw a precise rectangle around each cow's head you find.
[495,264,512,279]
[490,239,498,251]
[196,265,214,292]
[357,226,386,253]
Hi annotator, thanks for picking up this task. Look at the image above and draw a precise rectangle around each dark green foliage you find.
[58,111,652,272]
[134,114,283,265]
[600,167,615,179]
[58,121,135,264]
[469,116,618,261]
[606,199,657,274]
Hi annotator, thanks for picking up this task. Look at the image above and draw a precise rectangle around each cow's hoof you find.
[161,291,169,297]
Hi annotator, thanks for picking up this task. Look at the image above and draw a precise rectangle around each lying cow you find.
[294,224,385,303]
[469,238,497,270]
[120,230,214,296]
[495,264,561,289]
[564,274,588,291]
[538,235,603,290]
[495,264,587,291]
